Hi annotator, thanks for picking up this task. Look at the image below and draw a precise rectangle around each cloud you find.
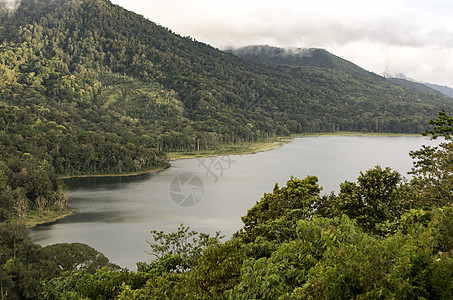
[328,41,453,86]
[112,0,453,87]
[0,0,20,10]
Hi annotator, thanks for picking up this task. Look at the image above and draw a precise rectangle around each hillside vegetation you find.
[1,0,453,232]
[2,0,453,298]
[2,112,453,299]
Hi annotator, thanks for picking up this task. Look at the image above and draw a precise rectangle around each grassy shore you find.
[302,131,421,137]
[167,136,293,160]
[26,209,75,228]
[167,132,421,160]
[56,132,420,177]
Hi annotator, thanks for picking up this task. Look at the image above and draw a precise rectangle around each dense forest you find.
[1,112,453,299]
[1,0,453,297]
[1,0,453,223]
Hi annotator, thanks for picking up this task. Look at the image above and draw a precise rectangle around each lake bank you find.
[302,131,421,137]
[26,209,75,228]
[43,132,421,228]
[167,136,293,160]
[47,138,291,227]
[167,132,421,160]
[58,132,422,178]
[30,135,434,270]
[57,166,170,180]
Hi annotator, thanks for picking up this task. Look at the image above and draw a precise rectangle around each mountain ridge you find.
[383,72,453,98]
[0,0,452,185]
[387,77,448,98]
[424,82,453,98]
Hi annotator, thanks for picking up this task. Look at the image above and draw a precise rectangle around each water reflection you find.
[65,172,155,190]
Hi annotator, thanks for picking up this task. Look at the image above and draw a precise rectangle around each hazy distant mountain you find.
[387,78,447,97]
[424,83,453,98]
[384,73,453,99]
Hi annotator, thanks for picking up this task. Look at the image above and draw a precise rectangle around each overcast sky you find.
[110,0,453,87]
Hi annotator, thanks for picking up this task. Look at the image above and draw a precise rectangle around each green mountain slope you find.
[424,82,453,98]
[228,45,453,131]
[227,45,383,82]
[1,0,453,222]
[387,77,447,97]
[2,1,452,141]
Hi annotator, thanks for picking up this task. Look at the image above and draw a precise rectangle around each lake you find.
[30,135,437,270]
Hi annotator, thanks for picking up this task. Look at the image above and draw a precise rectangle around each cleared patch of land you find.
[26,209,75,228]
[167,132,421,160]
[167,137,292,161]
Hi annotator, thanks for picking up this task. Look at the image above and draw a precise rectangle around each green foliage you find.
[0,138,71,222]
[40,267,136,300]
[37,173,453,300]
[239,176,321,242]
[1,0,453,296]
[0,221,118,299]
[39,243,119,275]
[319,166,409,234]
[410,111,453,208]
[226,211,453,299]
[189,238,247,297]
[139,224,223,274]
[116,272,192,300]
[424,109,453,140]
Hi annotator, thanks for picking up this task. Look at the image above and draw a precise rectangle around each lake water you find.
[30,136,437,270]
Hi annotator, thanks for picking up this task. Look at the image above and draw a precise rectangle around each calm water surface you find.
[30,136,436,269]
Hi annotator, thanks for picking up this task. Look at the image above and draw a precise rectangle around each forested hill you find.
[1,0,453,139]
[0,0,453,182]
[227,45,384,83]
[425,82,453,98]
[229,45,452,100]
[4,1,453,298]
[387,77,448,98]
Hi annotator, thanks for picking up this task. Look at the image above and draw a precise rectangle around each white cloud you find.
[111,0,453,87]
[0,0,20,9]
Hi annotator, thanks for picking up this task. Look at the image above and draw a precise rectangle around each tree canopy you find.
[2,0,453,297]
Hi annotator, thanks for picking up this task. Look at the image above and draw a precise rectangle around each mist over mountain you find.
[0,0,20,10]
[227,45,386,83]
[227,45,318,59]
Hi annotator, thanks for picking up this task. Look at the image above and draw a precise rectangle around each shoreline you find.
[167,136,293,161]
[167,132,421,161]
[58,132,422,178]
[58,166,169,180]
[42,137,291,227]
[26,209,76,228]
[301,132,421,137]
[38,132,420,227]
